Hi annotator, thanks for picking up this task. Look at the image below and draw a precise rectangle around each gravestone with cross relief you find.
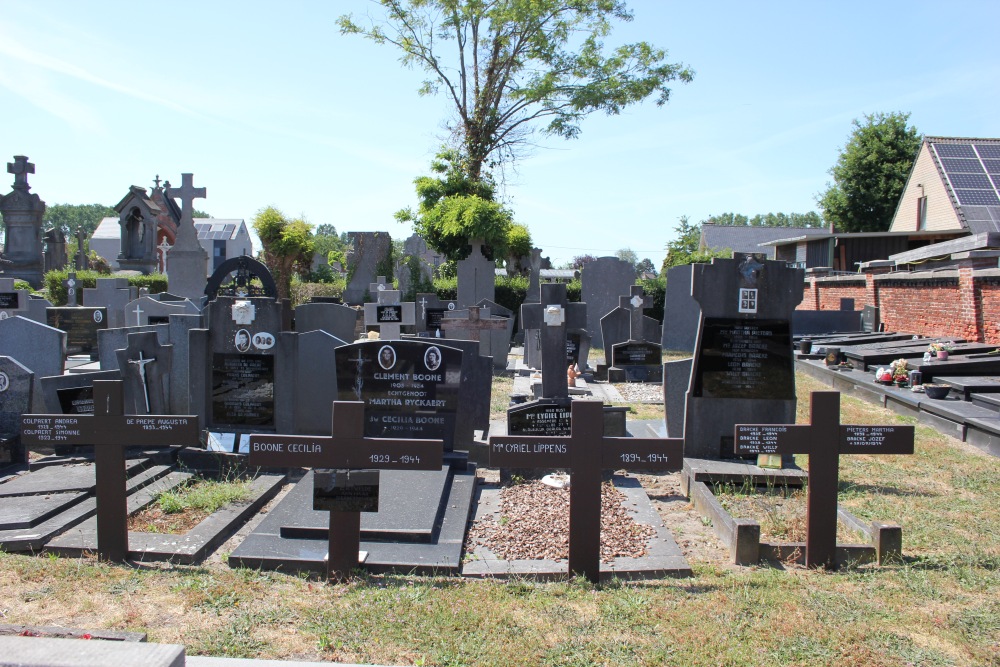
[249,401,443,580]
[685,253,804,460]
[115,331,172,415]
[735,391,914,568]
[0,277,30,321]
[456,239,495,309]
[62,272,81,307]
[490,399,683,583]
[0,156,46,288]
[20,380,198,562]
[441,306,510,367]
[362,277,415,340]
[520,283,587,400]
[415,292,457,336]
[165,173,209,301]
[607,285,663,383]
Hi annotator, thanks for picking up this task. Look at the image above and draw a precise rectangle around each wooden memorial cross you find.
[520,283,588,399]
[249,401,443,581]
[20,380,199,562]
[735,391,914,568]
[488,400,684,583]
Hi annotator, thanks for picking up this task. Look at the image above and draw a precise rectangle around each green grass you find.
[154,476,253,515]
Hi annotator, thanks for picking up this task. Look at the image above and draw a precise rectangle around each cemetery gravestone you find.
[608,285,663,383]
[21,380,198,562]
[123,295,199,326]
[861,305,881,334]
[685,253,804,460]
[165,173,210,301]
[456,239,495,309]
[661,264,700,353]
[46,306,107,359]
[0,156,46,288]
[441,306,510,368]
[0,356,32,465]
[490,400,684,583]
[335,340,463,451]
[249,401,443,580]
[362,278,415,340]
[42,227,68,272]
[735,391,914,568]
[115,332,172,415]
[0,316,66,412]
[343,232,392,304]
[565,327,592,371]
[0,278,30,321]
[294,301,358,343]
[522,248,543,367]
[581,256,635,349]
[520,283,587,400]
[40,370,121,416]
[62,272,81,306]
[415,292,457,335]
[275,330,342,435]
[83,278,137,329]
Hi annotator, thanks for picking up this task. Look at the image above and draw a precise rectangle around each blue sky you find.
[3,1,1000,268]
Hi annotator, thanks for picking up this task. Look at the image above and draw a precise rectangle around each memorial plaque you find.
[313,470,379,512]
[507,400,571,436]
[376,305,403,323]
[148,315,170,325]
[211,353,275,428]
[56,386,95,415]
[46,307,108,357]
[566,333,581,365]
[612,341,661,366]
[426,308,446,332]
[335,340,462,448]
[693,318,793,399]
[0,293,19,310]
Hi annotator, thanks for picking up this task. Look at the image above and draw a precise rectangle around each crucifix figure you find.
[736,391,914,569]
[249,401,443,581]
[520,283,588,399]
[157,238,172,275]
[116,331,172,415]
[490,399,684,583]
[153,174,162,189]
[20,380,197,562]
[419,296,428,321]
[7,155,34,190]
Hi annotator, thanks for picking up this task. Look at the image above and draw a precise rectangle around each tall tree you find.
[704,211,823,228]
[44,203,116,238]
[662,215,729,271]
[818,112,922,233]
[251,206,315,300]
[396,149,514,260]
[339,1,692,182]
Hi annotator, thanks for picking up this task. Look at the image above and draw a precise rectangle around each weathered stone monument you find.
[343,232,392,304]
[42,227,67,272]
[684,253,804,460]
[0,316,66,411]
[117,185,159,274]
[165,174,209,301]
[441,306,511,369]
[456,239,495,309]
[83,278,138,329]
[415,292,457,336]
[581,256,634,349]
[0,156,46,288]
[662,264,700,353]
[362,277,415,340]
[397,233,438,299]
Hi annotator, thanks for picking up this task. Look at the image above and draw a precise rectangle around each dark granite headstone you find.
[294,301,358,343]
[507,399,571,436]
[0,316,66,412]
[46,307,107,358]
[40,370,121,415]
[662,264,699,353]
[581,257,634,348]
[861,305,880,333]
[0,356,32,464]
[610,341,664,382]
[335,340,462,450]
[684,253,803,459]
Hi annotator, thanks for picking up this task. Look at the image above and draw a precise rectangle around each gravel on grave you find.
[612,382,663,403]
[466,480,655,563]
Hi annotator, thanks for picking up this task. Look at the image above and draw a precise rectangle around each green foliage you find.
[638,276,665,322]
[252,206,315,300]
[818,111,922,233]
[704,211,823,228]
[193,209,212,219]
[44,203,116,238]
[663,215,730,270]
[44,270,167,305]
[87,250,112,275]
[494,274,528,325]
[432,276,457,301]
[339,1,693,181]
[313,223,347,267]
[397,150,514,261]
[290,280,346,308]
[506,224,533,260]
[13,280,33,292]
[155,477,253,515]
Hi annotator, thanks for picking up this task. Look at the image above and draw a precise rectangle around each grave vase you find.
[936,350,949,360]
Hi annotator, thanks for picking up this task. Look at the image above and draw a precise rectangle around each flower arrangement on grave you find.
[890,358,909,384]
[927,342,953,354]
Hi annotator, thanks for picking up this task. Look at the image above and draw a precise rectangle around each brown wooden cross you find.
[440,306,508,355]
[249,401,443,581]
[520,283,588,399]
[20,380,199,562]
[488,399,684,583]
[735,391,914,568]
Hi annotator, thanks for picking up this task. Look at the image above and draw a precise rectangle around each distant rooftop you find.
[923,137,1000,234]
[700,223,829,256]
[93,217,244,240]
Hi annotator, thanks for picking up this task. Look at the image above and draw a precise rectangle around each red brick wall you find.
[801,269,1000,343]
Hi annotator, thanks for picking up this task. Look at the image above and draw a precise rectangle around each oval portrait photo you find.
[378,345,396,370]
[424,346,442,371]
[234,329,251,353]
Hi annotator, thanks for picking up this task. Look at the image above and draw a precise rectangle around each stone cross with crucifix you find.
[249,400,443,581]
[489,399,684,583]
[157,238,172,275]
[20,380,198,562]
[520,283,587,399]
[114,331,172,415]
[736,391,914,569]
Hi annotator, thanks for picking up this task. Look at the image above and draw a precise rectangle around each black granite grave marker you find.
[46,307,108,358]
[489,400,683,583]
[211,353,275,428]
[735,391,913,568]
[0,292,19,310]
[693,318,794,399]
[507,400,572,436]
[21,380,198,562]
[249,401,442,580]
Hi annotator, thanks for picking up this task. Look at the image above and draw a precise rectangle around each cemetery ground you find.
[0,376,997,665]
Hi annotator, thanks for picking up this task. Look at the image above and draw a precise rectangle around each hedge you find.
[43,270,167,306]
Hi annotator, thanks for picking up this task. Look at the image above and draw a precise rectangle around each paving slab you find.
[0,459,149,496]
[0,636,184,667]
[682,457,806,494]
[462,474,691,581]
[228,466,477,576]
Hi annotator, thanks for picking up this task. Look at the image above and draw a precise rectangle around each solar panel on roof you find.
[983,160,1000,174]
[934,143,977,158]
[955,189,1000,206]
[941,158,985,173]
[949,173,994,189]
[974,144,1000,159]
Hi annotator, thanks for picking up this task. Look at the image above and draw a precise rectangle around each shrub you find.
[44,270,168,305]
[291,280,345,307]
